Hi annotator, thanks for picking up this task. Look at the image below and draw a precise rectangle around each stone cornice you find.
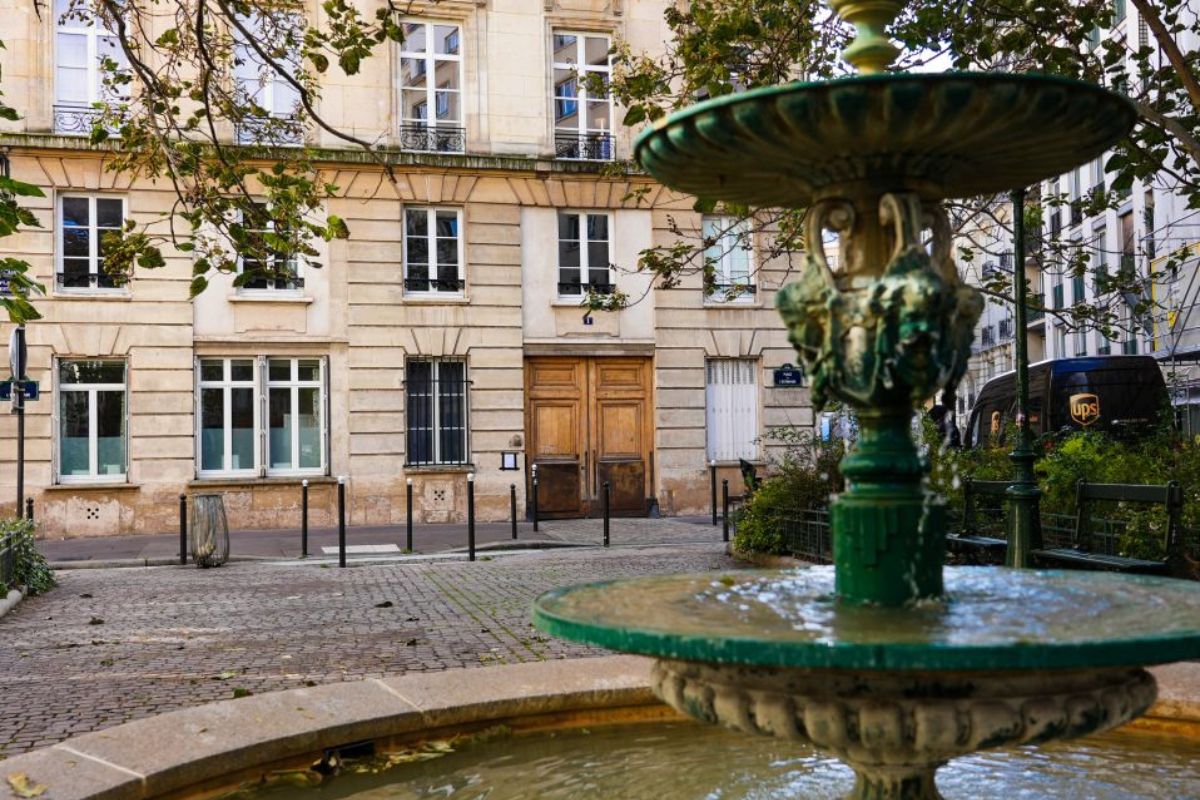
[0,133,653,181]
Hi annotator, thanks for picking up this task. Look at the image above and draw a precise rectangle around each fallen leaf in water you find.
[79,593,93,599]
[88,617,104,626]
[233,687,253,699]
[215,670,237,680]
[7,773,47,798]
[374,600,394,608]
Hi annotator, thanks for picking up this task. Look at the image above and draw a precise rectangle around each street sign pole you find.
[9,326,27,518]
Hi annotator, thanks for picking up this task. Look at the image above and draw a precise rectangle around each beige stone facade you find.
[0,0,810,537]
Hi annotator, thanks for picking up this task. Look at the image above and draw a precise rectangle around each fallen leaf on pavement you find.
[375,601,394,608]
[7,773,47,798]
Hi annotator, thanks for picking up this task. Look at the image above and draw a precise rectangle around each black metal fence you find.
[555,132,614,161]
[400,124,466,153]
[779,507,833,564]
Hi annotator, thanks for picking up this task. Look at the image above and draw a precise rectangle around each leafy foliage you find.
[732,428,844,556]
[0,517,55,597]
[0,39,47,324]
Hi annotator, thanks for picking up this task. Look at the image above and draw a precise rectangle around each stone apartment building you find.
[0,0,810,537]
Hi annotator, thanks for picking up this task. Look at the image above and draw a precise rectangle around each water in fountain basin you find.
[534,567,1200,671]
[242,720,1200,800]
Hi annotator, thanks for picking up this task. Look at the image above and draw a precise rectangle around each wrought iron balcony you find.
[707,282,757,301]
[56,271,125,290]
[404,277,463,293]
[234,115,304,146]
[399,124,466,154]
[555,132,614,162]
[558,280,615,296]
[53,105,110,136]
[1026,293,1046,322]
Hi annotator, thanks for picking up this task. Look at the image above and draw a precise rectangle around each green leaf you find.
[188,275,209,298]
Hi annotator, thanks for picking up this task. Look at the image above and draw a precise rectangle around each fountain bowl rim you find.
[532,566,1200,672]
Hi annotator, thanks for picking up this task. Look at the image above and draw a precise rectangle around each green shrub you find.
[733,429,843,556]
[0,518,55,596]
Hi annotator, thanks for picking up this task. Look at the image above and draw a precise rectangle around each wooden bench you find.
[1031,479,1183,575]
[945,478,1011,563]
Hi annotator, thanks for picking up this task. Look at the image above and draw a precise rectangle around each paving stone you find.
[0,543,735,755]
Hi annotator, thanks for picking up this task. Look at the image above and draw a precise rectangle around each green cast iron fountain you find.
[534,2,1200,798]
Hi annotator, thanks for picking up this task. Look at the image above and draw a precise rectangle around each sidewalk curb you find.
[48,554,280,570]
[0,587,23,619]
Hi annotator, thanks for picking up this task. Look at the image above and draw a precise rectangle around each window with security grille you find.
[706,359,759,462]
[406,359,469,466]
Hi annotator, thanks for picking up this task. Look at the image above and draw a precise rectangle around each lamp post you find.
[1005,187,1042,568]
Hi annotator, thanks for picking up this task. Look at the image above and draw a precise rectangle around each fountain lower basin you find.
[532,567,1200,799]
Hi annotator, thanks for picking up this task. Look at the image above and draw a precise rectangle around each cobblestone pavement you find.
[0,543,737,757]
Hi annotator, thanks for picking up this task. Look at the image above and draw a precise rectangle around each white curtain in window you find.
[706,359,759,461]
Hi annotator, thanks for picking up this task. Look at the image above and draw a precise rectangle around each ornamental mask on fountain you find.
[777,192,982,412]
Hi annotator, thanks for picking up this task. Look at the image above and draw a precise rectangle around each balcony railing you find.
[555,132,614,162]
[707,282,757,301]
[56,271,125,290]
[404,277,463,293]
[399,124,466,154]
[53,104,110,136]
[234,115,304,146]
[558,280,615,296]
[1026,292,1046,322]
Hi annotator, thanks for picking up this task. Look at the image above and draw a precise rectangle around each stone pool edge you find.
[1,657,1197,800]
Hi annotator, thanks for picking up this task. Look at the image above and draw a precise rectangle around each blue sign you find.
[0,380,39,401]
[773,364,805,387]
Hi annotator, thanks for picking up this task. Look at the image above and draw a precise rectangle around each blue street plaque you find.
[773,364,805,387]
[0,380,39,401]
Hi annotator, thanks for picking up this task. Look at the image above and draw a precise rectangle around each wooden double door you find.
[525,356,653,518]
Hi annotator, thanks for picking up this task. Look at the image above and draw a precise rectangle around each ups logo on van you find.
[1070,393,1101,426]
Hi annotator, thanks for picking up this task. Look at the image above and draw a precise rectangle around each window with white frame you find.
[706,359,759,462]
[53,0,129,133]
[198,358,257,475]
[404,207,463,294]
[702,216,754,302]
[232,11,303,144]
[551,32,612,160]
[58,195,125,291]
[557,212,611,296]
[236,204,303,291]
[406,359,468,466]
[398,21,464,153]
[267,358,325,473]
[57,359,126,482]
[195,357,326,477]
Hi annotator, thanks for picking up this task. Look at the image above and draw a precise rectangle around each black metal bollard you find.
[532,475,540,533]
[337,477,347,568]
[510,484,518,540]
[603,481,610,547]
[722,479,730,543]
[467,473,476,562]
[301,479,309,558]
[179,494,187,565]
[710,460,718,526]
[406,478,414,553]
[24,497,33,523]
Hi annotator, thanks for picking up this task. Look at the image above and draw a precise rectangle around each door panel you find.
[526,356,652,518]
